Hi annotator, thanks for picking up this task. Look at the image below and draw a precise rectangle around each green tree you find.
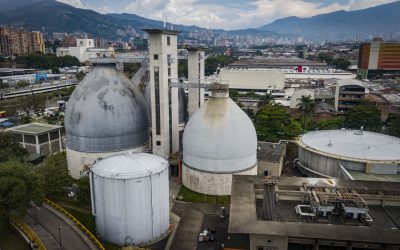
[0,132,28,163]
[345,105,381,131]
[178,59,188,78]
[0,161,44,223]
[36,153,72,198]
[123,63,141,79]
[255,103,302,142]
[15,81,30,89]
[77,176,91,205]
[316,117,345,130]
[296,95,315,130]
[258,93,273,107]
[387,115,400,138]
[205,55,233,76]
[0,79,9,89]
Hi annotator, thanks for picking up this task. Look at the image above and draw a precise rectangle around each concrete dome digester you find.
[65,65,150,179]
[182,88,258,195]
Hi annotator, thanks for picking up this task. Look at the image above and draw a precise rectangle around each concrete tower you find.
[145,29,180,159]
[187,48,205,117]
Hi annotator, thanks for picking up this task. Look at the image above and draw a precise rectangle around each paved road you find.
[26,206,91,250]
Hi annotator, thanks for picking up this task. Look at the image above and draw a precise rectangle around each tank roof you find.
[65,65,149,153]
[299,130,400,162]
[91,153,168,179]
[183,95,257,173]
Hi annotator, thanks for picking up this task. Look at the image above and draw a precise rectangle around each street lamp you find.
[58,226,62,249]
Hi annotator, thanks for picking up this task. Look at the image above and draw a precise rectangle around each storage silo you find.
[182,86,258,195]
[90,153,169,246]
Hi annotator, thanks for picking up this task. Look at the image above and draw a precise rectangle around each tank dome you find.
[182,90,257,173]
[65,65,149,153]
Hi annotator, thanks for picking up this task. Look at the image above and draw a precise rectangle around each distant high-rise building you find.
[358,39,400,79]
[52,32,67,41]
[0,26,45,56]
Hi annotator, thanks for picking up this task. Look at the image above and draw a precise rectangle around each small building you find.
[228,175,400,250]
[335,79,366,113]
[6,123,63,156]
[56,38,115,62]
[257,142,286,176]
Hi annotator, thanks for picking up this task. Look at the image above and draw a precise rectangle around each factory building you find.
[297,130,400,181]
[358,39,400,79]
[218,68,285,93]
[182,85,258,195]
[65,65,150,179]
[228,175,400,250]
[90,153,169,246]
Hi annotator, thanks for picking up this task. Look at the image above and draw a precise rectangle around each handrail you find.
[11,218,46,250]
[43,198,105,250]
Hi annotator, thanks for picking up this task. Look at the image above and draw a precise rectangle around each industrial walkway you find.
[25,205,91,250]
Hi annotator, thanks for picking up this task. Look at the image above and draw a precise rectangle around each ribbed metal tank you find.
[90,153,169,246]
[182,89,257,195]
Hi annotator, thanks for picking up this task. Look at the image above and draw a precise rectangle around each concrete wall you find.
[182,163,257,196]
[250,234,288,250]
[188,50,205,118]
[66,143,149,179]
[258,160,283,177]
[219,69,285,91]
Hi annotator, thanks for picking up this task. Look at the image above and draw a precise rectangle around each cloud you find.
[59,0,400,29]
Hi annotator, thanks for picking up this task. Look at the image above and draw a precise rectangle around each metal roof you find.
[299,130,400,162]
[7,122,62,134]
[65,65,149,153]
[183,94,257,173]
[91,152,168,179]
[336,79,366,87]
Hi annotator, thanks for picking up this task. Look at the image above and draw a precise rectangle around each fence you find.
[11,218,46,250]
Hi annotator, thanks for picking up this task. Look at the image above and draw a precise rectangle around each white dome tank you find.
[89,153,169,246]
[182,88,257,195]
[65,65,150,179]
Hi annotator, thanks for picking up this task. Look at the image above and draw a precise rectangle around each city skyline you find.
[56,0,399,29]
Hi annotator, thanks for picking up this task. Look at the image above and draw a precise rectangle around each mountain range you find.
[0,0,399,42]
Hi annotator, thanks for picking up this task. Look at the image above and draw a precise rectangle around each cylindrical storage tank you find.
[90,153,169,246]
[65,65,150,179]
[182,88,257,195]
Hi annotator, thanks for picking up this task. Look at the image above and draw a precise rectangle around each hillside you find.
[259,1,400,42]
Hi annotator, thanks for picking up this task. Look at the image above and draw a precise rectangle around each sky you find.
[55,0,399,30]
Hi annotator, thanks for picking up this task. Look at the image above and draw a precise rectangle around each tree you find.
[345,105,381,131]
[255,103,303,142]
[316,117,345,130]
[0,161,44,223]
[36,153,72,198]
[77,176,91,205]
[0,79,9,89]
[123,63,141,79]
[15,80,30,89]
[178,59,188,78]
[296,95,315,130]
[19,94,46,118]
[0,132,28,163]
[387,115,400,138]
[258,93,273,107]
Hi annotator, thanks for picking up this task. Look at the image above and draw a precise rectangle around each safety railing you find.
[43,198,105,250]
[11,218,46,250]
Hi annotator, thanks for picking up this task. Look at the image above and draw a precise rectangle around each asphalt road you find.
[27,206,90,250]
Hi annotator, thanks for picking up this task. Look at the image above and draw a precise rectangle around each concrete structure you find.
[187,48,205,118]
[297,130,400,179]
[335,79,366,113]
[65,65,149,179]
[257,142,286,176]
[358,39,400,79]
[218,68,285,93]
[229,175,400,250]
[229,57,329,70]
[289,89,315,109]
[145,29,180,158]
[56,38,114,62]
[90,153,169,246]
[182,87,258,195]
[6,123,63,156]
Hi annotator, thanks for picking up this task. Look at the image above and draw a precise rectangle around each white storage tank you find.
[89,152,169,246]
